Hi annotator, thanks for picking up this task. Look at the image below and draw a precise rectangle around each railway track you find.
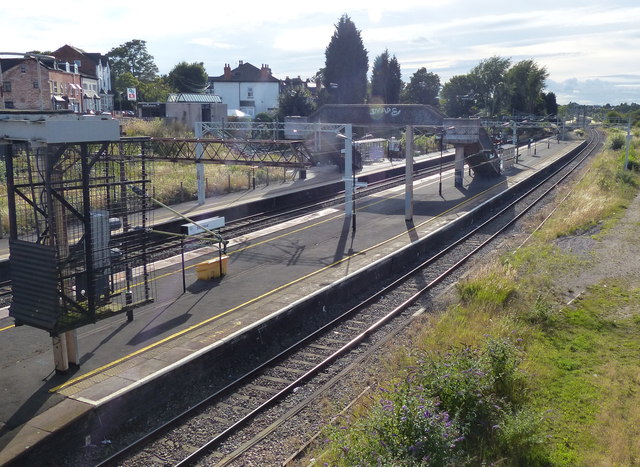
[0,159,455,300]
[217,160,455,239]
[89,131,601,466]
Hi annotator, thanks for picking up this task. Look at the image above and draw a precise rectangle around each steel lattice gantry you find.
[141,136,315,168]
[6,138,155,335]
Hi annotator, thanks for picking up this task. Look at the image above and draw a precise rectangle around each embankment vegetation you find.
[310,128,640,465]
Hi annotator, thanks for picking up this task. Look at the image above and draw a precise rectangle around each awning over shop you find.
[83,90,100,99]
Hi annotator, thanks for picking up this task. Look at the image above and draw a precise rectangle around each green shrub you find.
[325,384,466,466]
[321,338,540,465]
[610,133,626,151]
[334,390,465,465]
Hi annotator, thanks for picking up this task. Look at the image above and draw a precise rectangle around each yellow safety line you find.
[0,324,14,332]
[49,177,493,393]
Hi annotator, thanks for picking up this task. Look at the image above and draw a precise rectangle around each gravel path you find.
[553,191,640,305]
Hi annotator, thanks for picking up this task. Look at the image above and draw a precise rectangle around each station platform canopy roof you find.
[308,104,446,127]
[167,93,222,104]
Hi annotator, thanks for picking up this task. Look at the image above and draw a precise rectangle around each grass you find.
[528,280,640,465]
[306,128,640,466]
[125,118,292,205]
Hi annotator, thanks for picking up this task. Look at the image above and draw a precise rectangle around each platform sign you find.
[181,216,225,235]
[343,178,368,189]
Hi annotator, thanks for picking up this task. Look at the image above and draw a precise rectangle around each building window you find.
[5,101,15,109]
[247,87,253,99]
[2,81,11,93]
[33,81,39,89]
[20,64,26,73]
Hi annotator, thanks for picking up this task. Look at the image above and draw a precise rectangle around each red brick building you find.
[51,45,113,112]
[1,56,83,112]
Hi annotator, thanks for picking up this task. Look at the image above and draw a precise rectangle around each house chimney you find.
[223,63,231,80]
[260,64,271,80]
[239,60,243,66]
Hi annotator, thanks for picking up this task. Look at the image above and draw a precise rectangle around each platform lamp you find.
[438,129,444,197]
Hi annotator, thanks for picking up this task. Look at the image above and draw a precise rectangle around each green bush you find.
[325,384,466,466]
[610,133,626,151]
[321,338,542,465]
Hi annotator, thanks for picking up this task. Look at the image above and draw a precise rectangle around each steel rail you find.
[186,129,602,466]
[96,130,600,466]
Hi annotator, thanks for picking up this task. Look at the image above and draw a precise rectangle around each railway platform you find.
[0,137,583,466]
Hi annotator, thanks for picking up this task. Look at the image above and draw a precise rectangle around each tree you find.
[370,50,402,104]
[142,76,173,102]
[543,91,559,118]
[505,59,548,115]
[108,39,159,83]
[113,72,171,109]
[168,62,208,93]
[401,67,441,106]
[469,56,510,117]
[113,72,141,110]
[323,14,369,104]
[276,86,316,120]
[440,74,476,117]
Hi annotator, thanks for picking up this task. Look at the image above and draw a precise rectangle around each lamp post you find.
[351,163,356,233]
[438,131,443,197]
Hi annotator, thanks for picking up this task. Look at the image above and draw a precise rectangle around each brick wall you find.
[52,46,94,76]
[2,59,50,110]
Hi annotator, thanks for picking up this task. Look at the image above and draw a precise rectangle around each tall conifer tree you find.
[371,50,402,104]
[323,15,368,104]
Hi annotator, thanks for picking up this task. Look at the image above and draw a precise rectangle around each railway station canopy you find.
[308,104,446,127]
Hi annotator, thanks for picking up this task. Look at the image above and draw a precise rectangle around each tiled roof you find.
[209,62,279,83]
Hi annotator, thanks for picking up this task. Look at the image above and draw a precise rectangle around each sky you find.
[2,0,639,106]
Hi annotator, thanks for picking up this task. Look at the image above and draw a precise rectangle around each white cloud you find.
[1,0,638,104]
[188,38,236,49]
[273,25,336,52]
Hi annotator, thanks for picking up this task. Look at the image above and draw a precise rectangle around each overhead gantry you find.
[1,111,155,372]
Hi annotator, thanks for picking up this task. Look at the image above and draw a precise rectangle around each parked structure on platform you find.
[1,111,154,371]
